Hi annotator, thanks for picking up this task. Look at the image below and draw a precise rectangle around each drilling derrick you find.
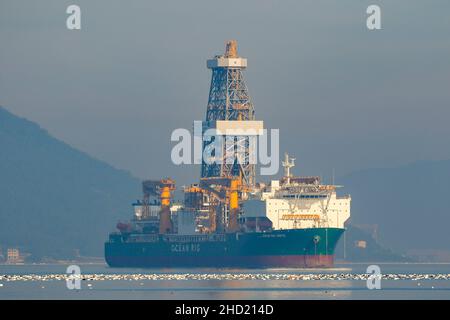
[202,40,261,189]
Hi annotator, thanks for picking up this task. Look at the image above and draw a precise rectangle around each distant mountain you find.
[340,160,450,252]
[0,106,140,260]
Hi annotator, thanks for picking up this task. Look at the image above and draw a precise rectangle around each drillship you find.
[105,41,351,268]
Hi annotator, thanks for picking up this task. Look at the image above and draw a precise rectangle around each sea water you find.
[0,263,449,300]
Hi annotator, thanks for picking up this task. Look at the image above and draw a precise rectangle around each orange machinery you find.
[142,178,176,234]
[199,176,246,233]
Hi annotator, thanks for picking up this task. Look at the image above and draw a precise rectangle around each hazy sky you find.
[1,0,449,186]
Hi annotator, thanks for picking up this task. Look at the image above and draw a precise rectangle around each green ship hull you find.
[105,227,344,268]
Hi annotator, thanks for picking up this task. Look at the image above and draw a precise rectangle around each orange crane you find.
[141,175,245,234]
[199,176,246,233]
[228,178,241,232]
[142,178,176,234]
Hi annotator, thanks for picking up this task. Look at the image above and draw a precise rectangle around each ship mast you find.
[282,153,295,185]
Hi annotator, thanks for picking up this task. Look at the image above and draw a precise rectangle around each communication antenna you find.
[282,152,295,185]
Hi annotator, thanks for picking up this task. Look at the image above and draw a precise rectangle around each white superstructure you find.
[242,153,351,230]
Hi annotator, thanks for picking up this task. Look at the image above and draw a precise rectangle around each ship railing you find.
[162,234,226,243]
[209,234,226,242]
[126,234,159,243]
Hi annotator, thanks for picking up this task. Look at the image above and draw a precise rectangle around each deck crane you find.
[142,178,176,234]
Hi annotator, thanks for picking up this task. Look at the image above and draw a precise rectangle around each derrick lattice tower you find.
[201,40,258,188]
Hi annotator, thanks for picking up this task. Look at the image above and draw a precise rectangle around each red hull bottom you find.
[106,255,335,268]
